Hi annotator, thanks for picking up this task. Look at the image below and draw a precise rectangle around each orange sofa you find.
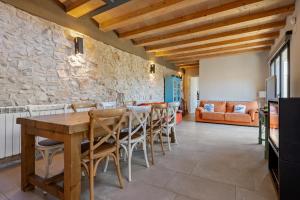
[195,100,259,126]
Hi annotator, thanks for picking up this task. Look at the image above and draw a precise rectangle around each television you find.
[266,76,277,101]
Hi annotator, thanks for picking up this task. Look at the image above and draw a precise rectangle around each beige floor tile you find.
[236,187,278,200]
[0,193,7,200]
[165,172,236,200]
[174,195,198,200]
[93,181,176,200]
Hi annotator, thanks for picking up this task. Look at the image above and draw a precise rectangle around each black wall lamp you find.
[150,63,155,74]
[74,37,83,55]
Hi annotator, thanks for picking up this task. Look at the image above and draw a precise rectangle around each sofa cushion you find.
[233,104,246,113]
[200,100,226,112]
[225,113,251,123]
[204,104,214,112]
[226,101,258,113]
[202,112,225,121]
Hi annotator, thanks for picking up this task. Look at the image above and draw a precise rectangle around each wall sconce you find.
[74,37,83,55]
[150,64,155,74]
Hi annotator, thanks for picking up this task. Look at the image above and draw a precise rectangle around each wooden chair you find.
[27,104,67,179]
[147,103,167,165]
[81,108,127,200]
[162,102,180,151]
[71,102,97,112]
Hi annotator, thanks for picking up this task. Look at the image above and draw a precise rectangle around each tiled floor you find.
[0,117,278,200]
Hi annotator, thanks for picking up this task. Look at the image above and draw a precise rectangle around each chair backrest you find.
[124,101,137,106]
[126,105,151,140]
[71,102,97,112]
[27,104,68,117]
[149,103,167,128]
[167,102,180,124]
[83,108,127,156]
[99,101,117,109]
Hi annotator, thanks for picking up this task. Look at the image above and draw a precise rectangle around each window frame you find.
[269,40,290,98]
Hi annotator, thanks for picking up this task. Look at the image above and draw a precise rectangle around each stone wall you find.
[0,2,176,106]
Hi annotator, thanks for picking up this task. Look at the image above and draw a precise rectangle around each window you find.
[270,42,290,98]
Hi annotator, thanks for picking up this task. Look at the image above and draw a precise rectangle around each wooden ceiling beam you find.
[167,40,273,60]
[66,0,106,18]
[174,60,199,65]
[145,20,285,52]
[97,0,190,32]
[178,65,199,69]
[135,4,294,46]
[171,46,270,63]
[156,32,278,57]
[119,0,264,39]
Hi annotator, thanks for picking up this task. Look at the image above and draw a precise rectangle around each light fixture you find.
[150,63,155,74]
[74,37,83,55]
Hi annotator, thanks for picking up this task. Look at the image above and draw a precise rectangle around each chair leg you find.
[89,159,94,200]
[112,153,124,188]
[159,131,165,155]
[167,127,172,151]
[173,126,178,144]
[103,156,109,172]
[43,150,50,179]
[143,140,150,168]
[128,146,133,182]
[150,135,155,165]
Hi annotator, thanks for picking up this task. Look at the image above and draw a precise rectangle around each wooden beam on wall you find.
[172,46,270,63]
[145,20,285,52]
[167,40,273,60]
[66,0,106,18]
[135,4,294,46]
[119,0,264,39]
[156,32,278,57]
[97,0,188,32]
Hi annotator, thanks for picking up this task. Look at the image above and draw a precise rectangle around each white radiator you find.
[0,104,73,160]
[0,106,28,160]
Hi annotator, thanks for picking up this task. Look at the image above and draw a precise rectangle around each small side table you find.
[258,108,268,159]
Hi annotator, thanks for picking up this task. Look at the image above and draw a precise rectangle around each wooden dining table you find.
[17,111,128,200]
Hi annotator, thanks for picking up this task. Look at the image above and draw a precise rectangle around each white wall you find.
[199,51,269,101]
[270,0,300,97]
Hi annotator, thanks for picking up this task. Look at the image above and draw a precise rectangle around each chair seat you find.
[81,142,116,160]
[38,139,63,147]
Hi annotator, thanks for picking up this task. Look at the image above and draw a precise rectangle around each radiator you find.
[0,104,73,161]
[0,106,28,160]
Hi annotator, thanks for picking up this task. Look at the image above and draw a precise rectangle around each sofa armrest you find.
[196,107,204,112]
[248,109,258,121]
[195,107,204,121]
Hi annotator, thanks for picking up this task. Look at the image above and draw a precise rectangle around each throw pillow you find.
[234,104,246,113]
[204,104,214,112]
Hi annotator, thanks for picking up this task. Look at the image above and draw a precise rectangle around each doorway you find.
[188,77,199,113]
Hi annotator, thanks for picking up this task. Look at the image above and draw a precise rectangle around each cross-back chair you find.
[120,105,151,181]
[99,101,117,109]
[27,104,68,179]
[163,102,180,151]
[71,102,97,112]
[81,108,127,200]
[147,103,167,165]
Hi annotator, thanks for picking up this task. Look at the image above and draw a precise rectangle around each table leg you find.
[258,117,262,144]
[64,133,82,200]
[21,126,35,191]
